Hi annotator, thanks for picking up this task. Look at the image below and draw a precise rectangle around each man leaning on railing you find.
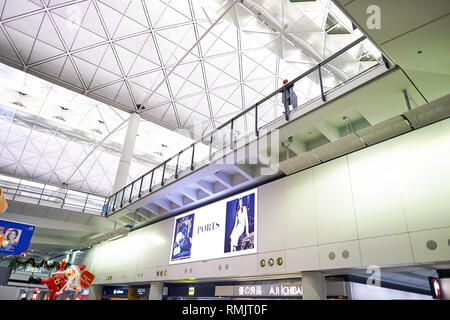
[282,79,298,121]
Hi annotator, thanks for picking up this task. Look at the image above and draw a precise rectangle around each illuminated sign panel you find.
[0,219,35,256]
[234,284,303,297]
[169,189,257,264]
[428,277,443,300]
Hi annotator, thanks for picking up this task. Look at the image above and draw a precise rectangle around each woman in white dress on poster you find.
[229,198,249,252]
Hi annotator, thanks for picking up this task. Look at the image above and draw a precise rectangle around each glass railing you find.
[106,36,385,216]
[0,174,107,215]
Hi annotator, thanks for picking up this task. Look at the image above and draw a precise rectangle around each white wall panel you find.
[441,118,450,148]
[283,170,318,249]
[348,143,408,238]
[192,260,214,279]
[137,218,173,269]
[152,265,170,282]
[350,282,432,300]
[233,254,258,277]
[87,119,450,280]
[120,232,141,271]
[110,269,136,284]
[389,123,450,231]
[359,234,414,266]
[313,157,358,244]
[92,272,104,285]
[257,250,286,275]
[409,227,450,263]
[167,263,187,280]
[134,266,156,283]
[258,180,285,252]
[318,240,362,270]
[88,244,103,275]
[92,237,138,274]
[212,257,236,277]
[175,263,196,279]
[285,246,320,273]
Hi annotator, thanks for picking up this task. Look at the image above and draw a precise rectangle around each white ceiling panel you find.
[0,0,371,133]
[0,0,377,196]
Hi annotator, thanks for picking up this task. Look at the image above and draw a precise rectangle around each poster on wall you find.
[171,213,195,261]
[169,189,257,264]
[0,219,35,256]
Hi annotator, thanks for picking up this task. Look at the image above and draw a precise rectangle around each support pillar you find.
[148,281,164,300]
[87,285,103,300]
[113,113,140,193]
[302,271,326,300]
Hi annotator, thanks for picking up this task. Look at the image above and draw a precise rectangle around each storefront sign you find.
[103,287,129,298]
[0,219,35,256]
[233,284,303,297]
[134,287,149,297]
[169,189,257,264]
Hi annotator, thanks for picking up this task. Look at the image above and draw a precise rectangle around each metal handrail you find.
[1,182,106,215]
[3,187,66,205]
[107,35,384,216]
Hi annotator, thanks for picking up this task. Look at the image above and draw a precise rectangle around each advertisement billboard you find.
[169,189,257,264]
[0,219,35,256]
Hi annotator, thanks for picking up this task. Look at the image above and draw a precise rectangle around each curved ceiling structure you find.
[0,0,378,195]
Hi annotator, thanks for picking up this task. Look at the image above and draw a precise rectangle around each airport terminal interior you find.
[0,0,449,301]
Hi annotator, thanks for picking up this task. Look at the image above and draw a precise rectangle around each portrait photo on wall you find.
[171,213,195,261]
[0,227,22,252]
[224,193,255,253]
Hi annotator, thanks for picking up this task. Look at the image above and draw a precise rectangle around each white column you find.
[148,281,164,300]
[113,113,140,193]
[87,285,103,300]
[302,271,326,300]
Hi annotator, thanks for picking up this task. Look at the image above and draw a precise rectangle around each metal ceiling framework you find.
[0,0,363,133]
[0,65,207,196]
[0,0,373,197]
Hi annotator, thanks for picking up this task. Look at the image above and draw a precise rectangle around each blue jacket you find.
[282,86,298,109]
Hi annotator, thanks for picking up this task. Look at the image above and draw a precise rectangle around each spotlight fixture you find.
[91,128,103,134]
[12,101,25,107]
[53,115,66,121]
